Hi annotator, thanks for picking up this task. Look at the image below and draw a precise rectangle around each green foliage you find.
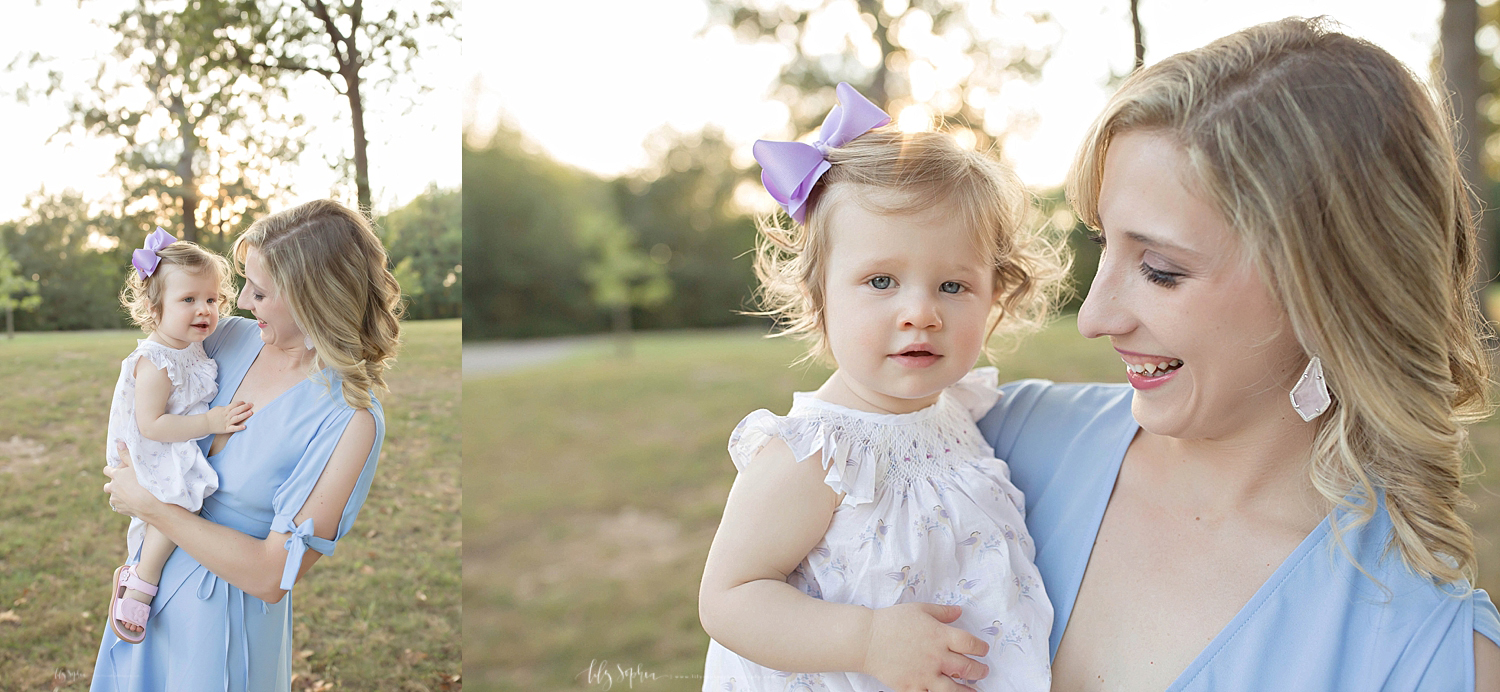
[575,210,672,311]
[463,125,762,341]
[3,0,454,335]
[0,188,458,333]
[611,130,761,332]
[377,186,461,320]
[0,193,132,332]
[25,0,304,249]
[0,237,42,333]
[463,126,611,340]
[1035,185,1098,311]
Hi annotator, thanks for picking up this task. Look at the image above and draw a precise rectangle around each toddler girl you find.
[104,228,252,643]
[698,84,1068,692]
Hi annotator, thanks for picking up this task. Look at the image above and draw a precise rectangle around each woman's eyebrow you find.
[1124,230,1205,259]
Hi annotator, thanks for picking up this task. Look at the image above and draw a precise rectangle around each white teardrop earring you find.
[304,334,315,351]
[1289,356,1331,422]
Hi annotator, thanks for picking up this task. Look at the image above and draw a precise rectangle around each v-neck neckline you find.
[1051,407,1335,691]
[207,341,316,459]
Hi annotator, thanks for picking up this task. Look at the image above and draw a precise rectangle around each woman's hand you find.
[862,603,990,692]
[103,440,163,521]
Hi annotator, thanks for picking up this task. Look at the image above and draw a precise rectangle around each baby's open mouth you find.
[899,350,935,357]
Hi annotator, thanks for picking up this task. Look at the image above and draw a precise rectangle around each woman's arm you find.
[698,438,989,692]
[133,359,253,443]
[1478,635,1500,692]
[104,409,377,603]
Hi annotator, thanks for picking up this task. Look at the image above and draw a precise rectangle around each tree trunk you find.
[5,305,12,340]
[305,0,372,212]
[612,304,632,358]
[175,99,200,243]
[1442,0,1492,298]
[1131,0,1145,72]
[347,67,371,212]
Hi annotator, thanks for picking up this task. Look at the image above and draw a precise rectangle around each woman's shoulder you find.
[1211,509,1500,689]
[1332,502,1500,647]
[979,379,1134,459]
[203,315,260,359]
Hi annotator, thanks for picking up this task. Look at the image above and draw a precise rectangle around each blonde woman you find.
[94,200,402,691]
[975,18,1500,691]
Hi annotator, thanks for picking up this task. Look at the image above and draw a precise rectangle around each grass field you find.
[464,322,1500,691]
[0,318,461,690]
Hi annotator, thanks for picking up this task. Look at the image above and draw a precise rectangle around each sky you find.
[0,0,460,224]
[465,0,1448,195]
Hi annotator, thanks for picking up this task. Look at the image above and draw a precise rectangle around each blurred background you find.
[0,1,460,689]
[465,1,1500,690]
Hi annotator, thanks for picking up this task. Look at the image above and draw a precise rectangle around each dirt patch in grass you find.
[503,507,689,603]
[0,435,47,473]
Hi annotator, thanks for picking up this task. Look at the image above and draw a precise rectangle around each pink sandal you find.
[108,565,157,644]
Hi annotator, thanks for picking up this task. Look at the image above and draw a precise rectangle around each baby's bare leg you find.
[119,525,175,632]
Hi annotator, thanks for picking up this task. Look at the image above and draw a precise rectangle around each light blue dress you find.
[91,316,385,692]
[977,380,1500,691]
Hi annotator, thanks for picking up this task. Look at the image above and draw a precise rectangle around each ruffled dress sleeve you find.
[133,343,188,388]
[267,392,386,591]
[727,407,879,508]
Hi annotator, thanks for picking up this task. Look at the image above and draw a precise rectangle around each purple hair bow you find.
[132,227,176,279]
[753,82,891,223]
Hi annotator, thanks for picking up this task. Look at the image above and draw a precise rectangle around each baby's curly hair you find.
[753,126,1072,364]
[120,240,236,334]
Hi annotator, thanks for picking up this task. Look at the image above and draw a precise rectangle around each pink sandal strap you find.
[115,596,151,628]
[120,566,159,598]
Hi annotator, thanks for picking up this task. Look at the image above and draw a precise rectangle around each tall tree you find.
[0,193,132,332]
[21,1,303,248]
[378,185,461,320]
[610,128,759,332]
[574,210,672,357]
[223,0,456,212]
[1442,0,1491,293]
[708,0,1055,152]
[1130,0,1145,72]
[0,238,41,339]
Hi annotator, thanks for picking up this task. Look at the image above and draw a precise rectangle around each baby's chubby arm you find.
[133,358,252,443]
[698,438,991,692]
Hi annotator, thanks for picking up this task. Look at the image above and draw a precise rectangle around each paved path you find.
[462,334,602,378]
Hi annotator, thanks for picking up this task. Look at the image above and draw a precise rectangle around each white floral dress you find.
[105,339,220,559]
[703,368,1052,692]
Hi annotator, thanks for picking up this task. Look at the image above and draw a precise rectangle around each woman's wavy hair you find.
[753,126,1071,364]
[1067,16,1493,586]
[232,200,404,410]
[120,240,235,334]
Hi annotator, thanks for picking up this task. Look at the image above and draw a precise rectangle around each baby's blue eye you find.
[940,281,963,294]
[869,276,892,290]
